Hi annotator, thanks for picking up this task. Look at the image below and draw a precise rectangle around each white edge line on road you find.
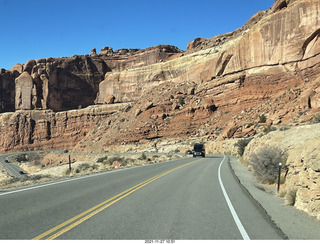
[218,155,250,240]
[0,157,188,197]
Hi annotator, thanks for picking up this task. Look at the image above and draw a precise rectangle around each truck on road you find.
[193,143,205,158]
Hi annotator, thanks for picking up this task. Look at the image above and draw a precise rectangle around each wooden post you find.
[277,163,282,193]
[68,154,71,171]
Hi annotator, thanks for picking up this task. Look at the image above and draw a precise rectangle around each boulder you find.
[103,95,115,104]
[221,122,238,139]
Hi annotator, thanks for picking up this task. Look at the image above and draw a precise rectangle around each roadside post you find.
[277,162,282,193]
[68,154,72,171]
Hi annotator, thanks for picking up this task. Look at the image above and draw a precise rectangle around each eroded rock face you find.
[0,69,18,112]
[0,45,182,112]
[0,104,129,153]
[96,0,320,105]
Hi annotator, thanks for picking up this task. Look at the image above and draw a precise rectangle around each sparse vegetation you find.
[96,156,108,163]
[74,163,97,173]
[139,152,147,160]
[312,114,320,124]
[279,126,290,131]
[263,125,277,134]
[6,174,52,185]
[234,139,250,156]
[178,96,185,106]
[238,157,249,167]
[249,146,286,184]
[259,114,267,123]
[16,154,28,162]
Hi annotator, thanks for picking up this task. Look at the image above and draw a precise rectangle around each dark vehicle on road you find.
[185,150,193,155]
[193,143,205,157]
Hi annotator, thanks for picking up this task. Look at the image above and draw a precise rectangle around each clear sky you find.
[0,0,274,70]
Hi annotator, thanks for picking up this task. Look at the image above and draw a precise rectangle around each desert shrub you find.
[105,156,124,165]
[249,146,285,184]
[178,96,185,106]
[279,126,290,131]
[7,174,51,184]
[263,125,277,134]
[121,158,134,166]
[312,114,320,124]
[138,153,147,160]
[96,156,108,163]
[75,163,91,173]
[259,114,267,123]
[16,154,28,162]
[235,139,250,156]
[238,157,249,167]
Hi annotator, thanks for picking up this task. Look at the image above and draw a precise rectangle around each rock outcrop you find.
[243,123,320,221]
[0,104,129,153]
[0,45,182,112]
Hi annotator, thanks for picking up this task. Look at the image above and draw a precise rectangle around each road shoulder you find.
[228,156,320,240]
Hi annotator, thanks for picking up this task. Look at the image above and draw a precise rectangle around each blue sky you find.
[0,0,274,70]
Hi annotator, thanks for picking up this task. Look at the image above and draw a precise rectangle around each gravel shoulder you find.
[229,156,320,240]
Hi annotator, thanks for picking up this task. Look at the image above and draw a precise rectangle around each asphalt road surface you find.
[0,155,285,240]
[0,154,25,178]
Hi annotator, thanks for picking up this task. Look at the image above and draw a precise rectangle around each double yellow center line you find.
[32,159,201,240]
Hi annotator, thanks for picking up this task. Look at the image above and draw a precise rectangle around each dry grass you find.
[284,188,298,206]
[0,152,185,190]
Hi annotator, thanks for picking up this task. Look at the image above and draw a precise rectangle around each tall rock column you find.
[15,72,33,110]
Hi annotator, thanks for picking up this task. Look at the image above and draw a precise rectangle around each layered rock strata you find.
[0,45,182,113]
[0,104,129,153]
[96,0,320,105]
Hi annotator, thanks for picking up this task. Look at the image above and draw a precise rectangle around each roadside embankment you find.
[207,123,320,221]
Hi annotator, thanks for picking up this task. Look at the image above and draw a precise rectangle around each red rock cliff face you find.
[0,45,182,113]
[96,0,320,105]
[83,0,320,151]
[0,104,130,153]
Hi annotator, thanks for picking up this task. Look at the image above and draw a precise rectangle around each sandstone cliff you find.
[0,104,129,153]
[0,45,182,113]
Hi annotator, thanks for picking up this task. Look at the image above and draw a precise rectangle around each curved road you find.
[0,153,26,178]
[0,155,285,240]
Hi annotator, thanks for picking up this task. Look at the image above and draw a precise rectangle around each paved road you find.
[0,154,25,178]
[0,156,285,240]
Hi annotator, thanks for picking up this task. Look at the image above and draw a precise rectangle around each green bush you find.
[97,156,108,163]
[16,154,28,162]
[249,146,285,184]
[178,96,185,106]
[234,139,250,156]
[259,114,267,123]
